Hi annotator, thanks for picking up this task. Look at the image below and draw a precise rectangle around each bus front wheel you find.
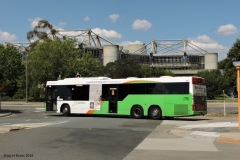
[62,104,70,116]
[131,106,144,119]
[149,106,162,120]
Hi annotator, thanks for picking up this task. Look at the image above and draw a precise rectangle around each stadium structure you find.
[7,29,218,76]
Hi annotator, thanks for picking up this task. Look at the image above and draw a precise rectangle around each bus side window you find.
[118,84,129,101]
[53,89,58,100]
[71,85,89,100]
[101,85,109,101]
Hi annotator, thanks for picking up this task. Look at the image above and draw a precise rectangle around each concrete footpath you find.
[124,115,240,160]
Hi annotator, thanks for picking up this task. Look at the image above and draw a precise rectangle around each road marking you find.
[179,122,238,129]
[189,131,220,137]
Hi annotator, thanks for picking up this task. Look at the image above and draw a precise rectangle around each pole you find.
[223,90,226,116]
[237,68,240,129]
[233,62,240,129]
[26,52,28,103]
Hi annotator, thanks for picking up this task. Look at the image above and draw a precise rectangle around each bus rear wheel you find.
[149,106,162,120]
[62,104,70,116]
[131,106,144,119]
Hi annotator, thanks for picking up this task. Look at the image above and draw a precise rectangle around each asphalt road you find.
[0,105,161,160]
[0,102,238,160]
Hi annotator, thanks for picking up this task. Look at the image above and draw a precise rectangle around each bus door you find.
[45,86,57,111]
[109,88,118,113]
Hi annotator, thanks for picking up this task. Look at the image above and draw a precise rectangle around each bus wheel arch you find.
[131,105,144,119]
[148,105,162,120]
[61,104,71,116]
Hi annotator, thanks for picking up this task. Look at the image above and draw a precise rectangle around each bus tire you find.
[62,104,70,116]
[149,106,162,120]
[131,105,144,119]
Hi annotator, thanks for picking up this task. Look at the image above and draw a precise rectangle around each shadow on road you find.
[46,113,211,121]
[0,109,22,114]
[47,113,134,119]
[170,117,211,121]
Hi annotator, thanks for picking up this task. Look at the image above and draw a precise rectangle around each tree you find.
[72,52,104,77]
[27,38,104,100]
[103,59,173,78]
[219,58,236,95]
[27,20,58,41]
[27,20,58,50]
[139,64,173,77]
[197,69,226,99]
[104,59,141,78]
[227,39,240,61]
[218,39,240,97]
[0,44,24,97]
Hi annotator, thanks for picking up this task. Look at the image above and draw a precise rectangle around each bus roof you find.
[46,76,203,86]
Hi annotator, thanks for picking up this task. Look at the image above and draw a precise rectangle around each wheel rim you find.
[63,107,68,114]
[134,108,141,117]
[152,108,159,117]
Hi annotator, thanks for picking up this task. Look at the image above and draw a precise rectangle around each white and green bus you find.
[45,76,207,119]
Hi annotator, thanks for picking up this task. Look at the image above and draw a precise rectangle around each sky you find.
[0,0,239,61]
